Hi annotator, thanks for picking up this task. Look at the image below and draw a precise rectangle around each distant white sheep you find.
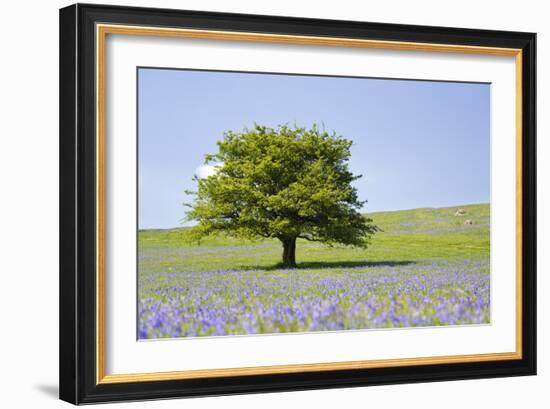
[455,209,466,216]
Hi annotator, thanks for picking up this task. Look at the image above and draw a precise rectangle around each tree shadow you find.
[240,260,416,271]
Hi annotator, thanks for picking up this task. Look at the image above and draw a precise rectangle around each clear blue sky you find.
[138,68,490,229]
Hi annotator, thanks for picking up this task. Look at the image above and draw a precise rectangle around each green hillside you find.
[138,203,489,274]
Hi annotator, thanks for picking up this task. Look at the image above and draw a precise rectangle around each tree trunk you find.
[281,237,297,268]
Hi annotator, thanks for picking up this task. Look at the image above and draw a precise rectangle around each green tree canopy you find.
[185,124,379,267]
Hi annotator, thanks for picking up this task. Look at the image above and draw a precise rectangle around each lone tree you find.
[185,124,378,268]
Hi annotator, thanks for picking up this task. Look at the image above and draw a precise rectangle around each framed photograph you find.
[59,3,536,404]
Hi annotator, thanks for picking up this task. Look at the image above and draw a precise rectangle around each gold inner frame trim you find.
[96,23,523,385]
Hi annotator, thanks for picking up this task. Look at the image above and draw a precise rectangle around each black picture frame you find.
[60,3,536,404]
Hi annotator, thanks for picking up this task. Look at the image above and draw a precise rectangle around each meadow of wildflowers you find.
[138,261,489,338]
[138,204,490,339]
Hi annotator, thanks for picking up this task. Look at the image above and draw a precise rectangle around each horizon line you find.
[139,201,490,232]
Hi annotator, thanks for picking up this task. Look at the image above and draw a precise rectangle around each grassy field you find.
[138,203,490,338]
[139,203,489,273]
